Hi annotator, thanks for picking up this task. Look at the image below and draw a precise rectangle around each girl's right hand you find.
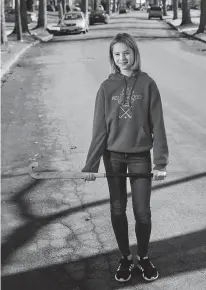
[84,173,96,182]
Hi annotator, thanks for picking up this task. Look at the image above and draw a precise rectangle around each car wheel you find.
[148,17,150,19]
[82,30,86,34]
[160,17,163,20]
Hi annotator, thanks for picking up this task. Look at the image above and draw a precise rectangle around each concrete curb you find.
[165,19,206,44]
[1,40,39,80]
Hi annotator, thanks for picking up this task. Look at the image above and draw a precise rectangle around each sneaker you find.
[115,256,134,282]
[137,256,159,282]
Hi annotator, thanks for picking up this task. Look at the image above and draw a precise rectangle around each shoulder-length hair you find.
[109,33,141,74]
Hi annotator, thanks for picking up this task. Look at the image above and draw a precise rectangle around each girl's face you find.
[112,42,135,73]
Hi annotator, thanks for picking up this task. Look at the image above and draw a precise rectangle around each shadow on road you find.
[2,228,206,290]
[111,16,147,21]
[90,26,174,31]
[50,34,184,43]
[1,171,205,267]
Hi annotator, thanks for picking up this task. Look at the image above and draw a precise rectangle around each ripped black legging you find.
[103,150,152,258]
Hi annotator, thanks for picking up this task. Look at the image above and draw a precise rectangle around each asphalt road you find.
[1,11,206,290]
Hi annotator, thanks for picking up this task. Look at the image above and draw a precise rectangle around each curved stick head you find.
[29,162,39,173]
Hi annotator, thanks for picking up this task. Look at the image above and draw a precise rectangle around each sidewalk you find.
[164,10,206,43]
[1,12,58,80]
[1,36,39,80]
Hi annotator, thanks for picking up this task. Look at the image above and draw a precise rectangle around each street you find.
[1,11,206,290]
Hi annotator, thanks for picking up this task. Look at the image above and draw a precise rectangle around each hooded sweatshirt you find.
[82,71,169,173]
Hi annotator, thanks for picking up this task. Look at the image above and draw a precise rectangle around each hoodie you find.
[82,71,169,172]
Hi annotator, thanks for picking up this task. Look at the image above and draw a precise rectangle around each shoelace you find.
[141,259,155,275]
[118,258,131,270]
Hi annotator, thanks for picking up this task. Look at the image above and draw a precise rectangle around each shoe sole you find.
[115,273,132,282]
[115,264,134,282]
[137,264,159,282]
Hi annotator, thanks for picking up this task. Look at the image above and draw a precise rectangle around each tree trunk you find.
[58,2,64,24]
[173,0,178,20]
[82,0,89,20]
[62,0,66,14]
[112,0,116,12]
[94,0,97,10]
[196,0,206,33]
[20,0,30,32]
[26,0,34,11]
[37,0,47,28]
[181,0,192,25]
[13,0,23,40]
[162,0,167,16]
[106,0,111,14]
[1,0,8,45]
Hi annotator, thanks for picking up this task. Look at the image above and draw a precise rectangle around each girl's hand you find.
[84,173,96,182]
[152,170,167,181]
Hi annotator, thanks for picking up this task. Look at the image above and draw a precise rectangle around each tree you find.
[12,0,30,34]
[1,0,8,45]
[173,0,178,20]
[26,0,34,11]
[81,0,89,19]
[181,0,192,25]
[162,0,167,16]
[36,0,47,28]
[14,0,23,40]
[20,0,30,32]
[196,0,206,33]
[106,0,111,14]
[58,0,64,24]
[112,0,116,12]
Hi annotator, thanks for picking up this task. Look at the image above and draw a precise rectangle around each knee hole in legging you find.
[134,209,151,224]
[110,200,127,216]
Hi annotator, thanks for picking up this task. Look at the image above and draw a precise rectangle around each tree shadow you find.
[2,229,206,290]
[90,26,174,31]
[49,34,183,44]
[1,172,205,268]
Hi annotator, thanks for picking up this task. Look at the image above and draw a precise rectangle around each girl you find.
[82,33,169,283]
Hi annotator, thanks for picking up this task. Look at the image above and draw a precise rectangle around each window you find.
[65,13,82,20]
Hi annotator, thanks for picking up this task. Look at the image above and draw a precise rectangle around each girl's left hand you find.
[152,170,167,181]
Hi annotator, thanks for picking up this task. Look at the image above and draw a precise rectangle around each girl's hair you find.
[109,33,141,74]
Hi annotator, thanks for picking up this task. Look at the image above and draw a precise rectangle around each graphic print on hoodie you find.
[82,71,169,173]
[112,87,143,119]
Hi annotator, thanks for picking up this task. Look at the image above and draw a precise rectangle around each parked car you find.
[119,7,127,14]
[140,4,147,11]
[72,6,81,12]
[148,6,163,20]
[59,12,89,34]
[89,10,109,25]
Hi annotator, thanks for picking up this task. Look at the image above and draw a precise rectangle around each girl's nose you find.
[119,53,126,61]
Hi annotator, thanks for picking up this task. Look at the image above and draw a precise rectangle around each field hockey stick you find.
[29,162,153,180]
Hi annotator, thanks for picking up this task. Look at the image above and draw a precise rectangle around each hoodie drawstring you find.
[122,74,139,110]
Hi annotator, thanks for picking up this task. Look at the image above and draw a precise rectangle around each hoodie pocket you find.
[138,126,152,146]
